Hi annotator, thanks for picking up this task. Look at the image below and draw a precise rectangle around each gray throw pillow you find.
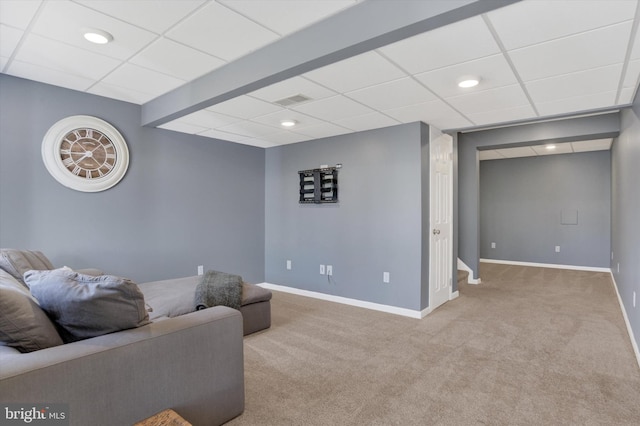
[0,278,64,353]
[0,249,55,288]
[25,269,150,343]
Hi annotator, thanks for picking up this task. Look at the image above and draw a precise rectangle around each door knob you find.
[432,228,440,235]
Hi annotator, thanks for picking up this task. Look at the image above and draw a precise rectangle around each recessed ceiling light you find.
[82,28,113,44]
[457,76,481,88]
[280,119,297,128]
[545,144,556,150]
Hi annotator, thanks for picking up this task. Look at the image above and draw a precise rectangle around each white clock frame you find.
[42,115,129,192]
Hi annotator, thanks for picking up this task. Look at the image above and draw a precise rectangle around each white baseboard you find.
[479,258,611,273]
[450,290,459,300]
[257,282,430,319]
[457,258,481,284]
[609,273,640,370]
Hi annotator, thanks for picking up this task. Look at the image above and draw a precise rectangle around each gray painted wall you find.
[264,123,429,311]
[480,152,611,267]
[420,123,430,308]
[0,75,265,284]
[458,113,620,280]
[612,104,640,350]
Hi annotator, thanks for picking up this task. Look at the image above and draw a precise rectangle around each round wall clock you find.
[41,115,129,192]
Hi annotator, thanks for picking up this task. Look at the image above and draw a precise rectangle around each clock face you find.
[59,128,117,180]
[42,116,129,192]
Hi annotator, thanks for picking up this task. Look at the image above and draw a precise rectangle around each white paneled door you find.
[429,131,453,312]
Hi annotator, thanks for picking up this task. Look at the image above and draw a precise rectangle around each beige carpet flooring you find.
[227,264,640,425]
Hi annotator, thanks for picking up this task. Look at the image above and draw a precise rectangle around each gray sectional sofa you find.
[0,249,271,425]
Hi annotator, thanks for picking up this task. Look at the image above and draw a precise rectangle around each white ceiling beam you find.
[141,0,522,128]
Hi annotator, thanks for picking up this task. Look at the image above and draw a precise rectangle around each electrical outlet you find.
[383,272,390,283]
[320,264,325,275]
[555,246,560,253]
[326,265,333,276]
[286,260,292,270]
[491,242,496,249]
[197,265,204,276]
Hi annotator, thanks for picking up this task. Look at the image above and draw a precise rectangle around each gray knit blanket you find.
[194,270,243,311]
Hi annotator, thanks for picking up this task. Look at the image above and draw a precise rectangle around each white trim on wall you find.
[610,273,640,370]
[257,283,431,319]
[457,258,481,284]
[479,258,611,273]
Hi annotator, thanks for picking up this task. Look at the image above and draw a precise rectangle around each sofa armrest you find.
[0,306,244,426]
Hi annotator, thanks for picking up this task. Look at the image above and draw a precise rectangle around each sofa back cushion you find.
[0,249,54,288]
[25,269,150,343]
[0,269,64,352]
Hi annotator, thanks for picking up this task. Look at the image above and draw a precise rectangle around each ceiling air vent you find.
[274,94,311,107]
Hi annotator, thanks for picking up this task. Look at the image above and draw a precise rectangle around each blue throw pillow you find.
[25,268,149,343]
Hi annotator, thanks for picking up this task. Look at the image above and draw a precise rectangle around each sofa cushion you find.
[0,270,64,352]
[242,283,272,305]
[25,269,150,343]
[0,268,34,300]
[0,249,54,288]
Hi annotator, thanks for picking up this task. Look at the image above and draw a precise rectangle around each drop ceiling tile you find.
[183,109,242,128]
[479,150,505,161]
[531,143,573,156]
[622,59,640,89]
[32,1,157,61]
[526,64,623,104]
[290,95,375,122]
[487,0,636,50]
[415,54,518,99]
[236,138,278,148]
[0,0,42,29]
[430,116,476,131]
[383,99,473,130]
[207,96,283,119]
[303,51,406,93]
[619,87,636,104]
[197,128,255,144]
[509,21,632,82]
[571,138,612,152]
[536,90,617,116]
[294,122,352,139]
[0,24,22,58]
[219,0,359,36]
[101,63,185,99]
[334,112,401,132]
[446,84,530,116]
[74,0,206,34]
[260,131,311,145]
[15,34,120,80]
[218,121,281,138]
[251,109,326,130]
[166,1,279,61]
[5,59,94,91]
[466,105,537,127]
[346,77,436,111]
[158,120,208,135]
[130,37,225,81]
[631,23,640,60]
[496,146,537,158]
[249,76,336,104]
[88,81,155,104]
[378,16,500,75]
